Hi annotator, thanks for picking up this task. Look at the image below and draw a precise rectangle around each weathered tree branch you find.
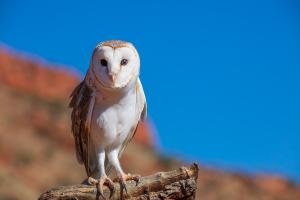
[39,163,199,200]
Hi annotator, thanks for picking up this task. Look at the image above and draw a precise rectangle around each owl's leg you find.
[88,149,114,198]
[107,148,140,198]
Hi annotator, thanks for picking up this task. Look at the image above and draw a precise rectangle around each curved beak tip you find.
[108,74,116,82]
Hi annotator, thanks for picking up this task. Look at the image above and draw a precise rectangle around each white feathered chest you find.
[90,88,138,148]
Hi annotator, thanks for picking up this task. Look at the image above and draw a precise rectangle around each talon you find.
[132,175,141,185]
[119,177,127,199]
[113,176,127,199]
[97,182,105,198]
[87,177,99,185]
[93,176,114,199]
[106,178,115,199]
[114,173,141,199]
[125,173,141,186]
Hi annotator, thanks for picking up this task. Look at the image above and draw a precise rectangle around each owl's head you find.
[90,40,140,90]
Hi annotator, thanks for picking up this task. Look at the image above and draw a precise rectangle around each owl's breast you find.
[90,93,138,148]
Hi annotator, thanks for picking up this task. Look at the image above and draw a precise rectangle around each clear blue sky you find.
[1,0,300,181]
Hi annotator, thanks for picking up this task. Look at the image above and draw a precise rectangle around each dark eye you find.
[100,59,107,67]
[120,59,128,66]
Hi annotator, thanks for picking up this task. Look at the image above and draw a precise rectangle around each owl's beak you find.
[108,74,116,82]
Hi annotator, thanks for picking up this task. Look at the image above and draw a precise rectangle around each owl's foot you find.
[87,176,114,199]
[114,173,141,199]
[123,173,141,185]
[87,177,98,185]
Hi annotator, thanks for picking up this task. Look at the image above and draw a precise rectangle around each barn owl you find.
[69,40,147,197]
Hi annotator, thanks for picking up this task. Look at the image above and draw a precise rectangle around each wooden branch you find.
[39,163,199,200]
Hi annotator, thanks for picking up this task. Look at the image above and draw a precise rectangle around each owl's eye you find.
[100,59,107,67]
[120,59,128,66]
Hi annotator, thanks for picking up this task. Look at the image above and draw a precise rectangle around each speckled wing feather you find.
[105,78,147,175]
[69,80,95,176]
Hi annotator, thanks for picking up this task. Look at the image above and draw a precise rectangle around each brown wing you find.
[105,78,147,174]
[69,81,95,176]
